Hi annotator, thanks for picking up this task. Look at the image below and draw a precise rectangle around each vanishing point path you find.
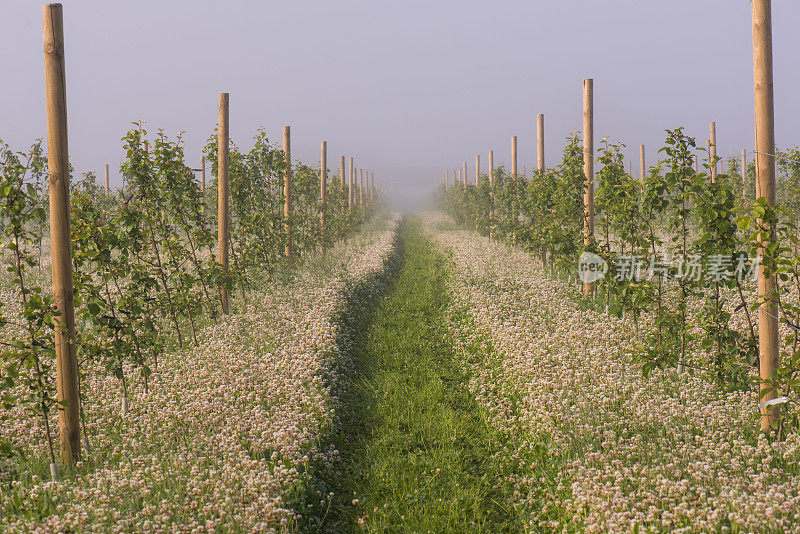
[318,219,522,533]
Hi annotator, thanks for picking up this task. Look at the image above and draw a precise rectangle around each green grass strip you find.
[322,218,520,533]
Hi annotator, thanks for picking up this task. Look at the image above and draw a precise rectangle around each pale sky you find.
[2,1,799,210]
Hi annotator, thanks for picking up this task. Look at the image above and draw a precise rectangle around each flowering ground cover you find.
[5,210,800,533]
[0,217,399,533]
[424,212,800,533]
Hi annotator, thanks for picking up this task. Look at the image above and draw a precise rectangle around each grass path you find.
[321,218,519,533]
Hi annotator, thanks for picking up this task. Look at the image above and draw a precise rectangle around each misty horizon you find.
[2,1,799,211]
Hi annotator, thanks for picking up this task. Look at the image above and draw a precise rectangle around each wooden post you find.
[283,126,293,259]
[583,78,594,297]
[371,172,375,202]
[43,2,80,466]
[348,157,354,208]
[320,141,327,243]
[463,161,468,185]
[694,154,699,174]
[537,114,545,171]
[710,121,717,182]
[511,136,518,178]
[201,155,206,196]
[752,0,779,432]
[475,154,480,185]
[104,164,110,194]
[640,144,646,181]
[742,148,747,199]
[217,93,230,314]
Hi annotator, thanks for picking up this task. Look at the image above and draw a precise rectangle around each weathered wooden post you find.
[217,93,230,314]
[320,141,327,243]
[537,114,545,171]
[283,126,293,259]
[752,0,779,432]
[43,2,80,469]
[104,164,110,194]
[640,144,646,181]
[371,172,375,202]
[583,78,595,297]
[511,137,518,177]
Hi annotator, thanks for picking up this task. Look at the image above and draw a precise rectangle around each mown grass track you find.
[319,218,520,533]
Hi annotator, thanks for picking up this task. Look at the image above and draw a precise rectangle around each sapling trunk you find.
[11,225,60,474]
[145,220,183,349]
[229,239,249,308]
[183,228,218,320]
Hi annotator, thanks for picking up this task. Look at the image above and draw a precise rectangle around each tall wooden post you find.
[710,121,717,181]
[511,137,518,178]
[537,114,545,171]
[752,0,779,432]
[217,93,230,314]
[348,157,354,208]
[43,2,80,467]
[104,164,110,194]
[320,141,327,243]
[583,78,594,297]
[201,155,206,196]
[371,172,375,202]
[463,161,468,185]
[742,148,748,199]
[475,154,480,185]
[694,154,699,174]
[283,126,293,259]
[640,144,646,181]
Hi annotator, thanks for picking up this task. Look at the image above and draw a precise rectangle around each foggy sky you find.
[2,1,799,211]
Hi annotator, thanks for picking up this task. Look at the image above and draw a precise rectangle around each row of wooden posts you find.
[439,118,748,200]
[214,96,382,312]
[41,3,383,468]
[99,109,384,315]
[437,0,779,433]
